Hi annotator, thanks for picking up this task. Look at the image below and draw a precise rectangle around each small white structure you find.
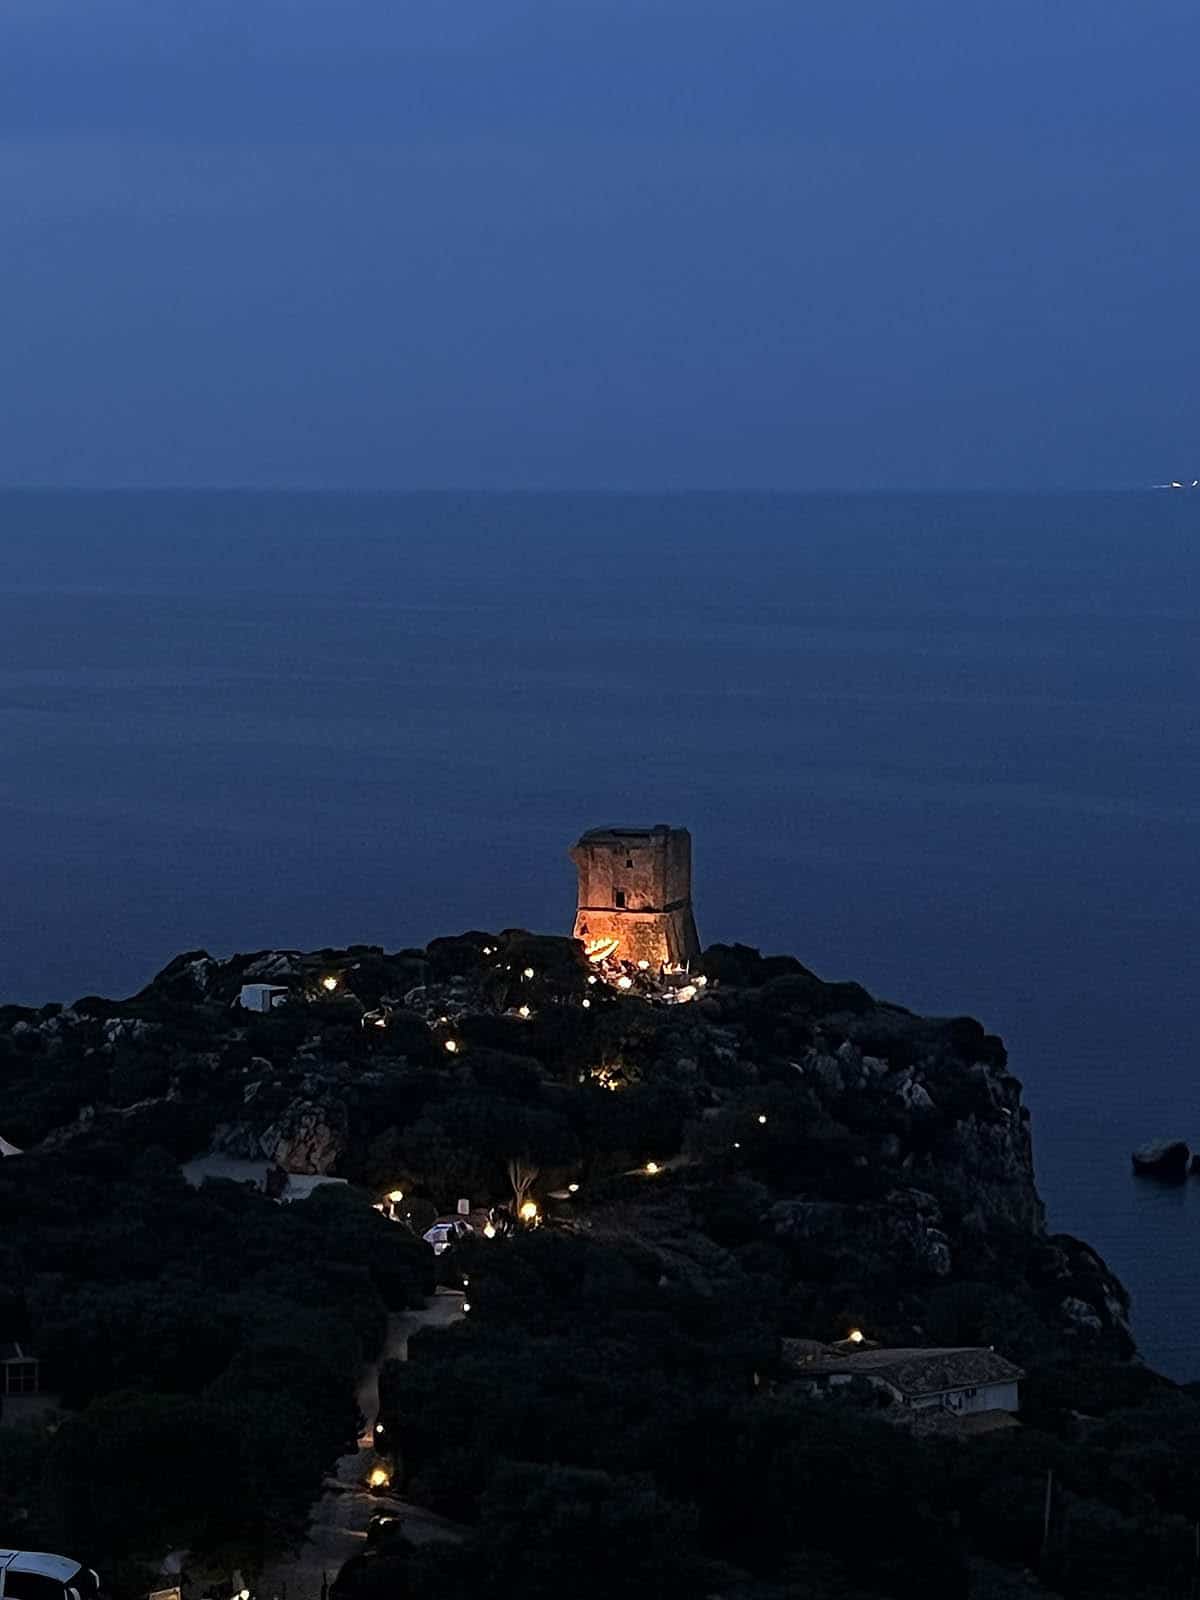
[0,1135,21,1159]
[1,1343,39,1397]
[784,1344,1023,1415]
[238,983,290,1013]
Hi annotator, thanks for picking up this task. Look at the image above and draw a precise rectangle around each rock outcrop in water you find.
[1132,1138,1190,1179]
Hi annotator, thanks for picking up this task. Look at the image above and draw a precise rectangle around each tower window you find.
[614,889,626,908]
[625,857,634,868]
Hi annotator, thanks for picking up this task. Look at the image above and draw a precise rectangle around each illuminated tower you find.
[569,825,701,968]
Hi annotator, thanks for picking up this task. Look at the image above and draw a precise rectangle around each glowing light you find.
[644,1161,660,1176]
[321,976,338,992]
[582,999,591,1009]
[637,960,649,971]
[568,1182,580,1193]
[848,1328,865,1344]
[374,1017,387,1028]
[587,975,598,985]
[444,1039,460,1054]
[483,1221,496,1238]
[386,1189,404,1204]
[518,1004,531,1019]
[696,974,708,987]
[733,1142,741,1149]
[374,1422,384,1434]
[368,1467,390,1489]
[519,1200,539,1222]
[482,946,494,955]
[462,1300,471,1313]
[617,976,633,991]
[757,1114,768,1125]
[585,936,620,962]
[523,967,535,979]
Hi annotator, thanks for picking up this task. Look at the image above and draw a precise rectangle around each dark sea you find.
[3,490,1198,1375]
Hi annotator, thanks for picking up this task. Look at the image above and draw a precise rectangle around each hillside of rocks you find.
[0,931,1130,1353]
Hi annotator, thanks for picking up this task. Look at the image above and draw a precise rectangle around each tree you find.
[481,1462,723,1598]
[506,1156,538,1212]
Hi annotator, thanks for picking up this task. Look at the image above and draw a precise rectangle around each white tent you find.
[0,1134,22,1158]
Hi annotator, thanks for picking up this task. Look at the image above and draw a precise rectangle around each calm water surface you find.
[3,490,1198,1375]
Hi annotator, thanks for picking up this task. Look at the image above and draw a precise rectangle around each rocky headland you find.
[2,932,1187,1600]
[1,933,1130,1351]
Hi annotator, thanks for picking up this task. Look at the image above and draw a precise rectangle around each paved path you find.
[259,1289,465,1600]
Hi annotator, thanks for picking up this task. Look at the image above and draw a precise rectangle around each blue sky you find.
[1,0,1197,487]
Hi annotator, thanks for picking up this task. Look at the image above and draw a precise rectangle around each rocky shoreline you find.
[2,931,1134,1356]
[11,932,1198,1597]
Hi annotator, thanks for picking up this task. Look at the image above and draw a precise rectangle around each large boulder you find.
[259,1098,348,1174]
[769,1189,952,1279]
[1131,1139,1189,1179]
[1030,1233,1133,1348]
[139,950,221,1004]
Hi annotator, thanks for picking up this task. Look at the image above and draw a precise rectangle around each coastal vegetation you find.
[0,934,1195,1598]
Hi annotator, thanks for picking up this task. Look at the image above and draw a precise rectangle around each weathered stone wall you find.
[663,828,692,907]
[570,825,701,966]
[574,906,700,967]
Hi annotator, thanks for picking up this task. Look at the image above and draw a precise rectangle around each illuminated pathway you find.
[259,1289,465,1600]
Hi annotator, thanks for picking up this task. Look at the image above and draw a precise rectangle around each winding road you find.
[259,1288,465,1600]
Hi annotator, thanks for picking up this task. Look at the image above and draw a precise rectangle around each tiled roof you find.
[783,1343,1024,1398]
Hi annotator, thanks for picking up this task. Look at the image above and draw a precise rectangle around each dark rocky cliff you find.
[0,930,1131,1355]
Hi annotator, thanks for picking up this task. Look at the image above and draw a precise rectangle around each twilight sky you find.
[1,0,1197,489]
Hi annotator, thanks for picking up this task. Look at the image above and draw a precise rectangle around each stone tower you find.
[569,824,701,968]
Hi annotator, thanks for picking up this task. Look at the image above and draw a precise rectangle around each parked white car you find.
[422,1219,473,1255]
[0,1552,101,1600]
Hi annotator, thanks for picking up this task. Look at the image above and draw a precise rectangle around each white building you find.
[237,983,290,1013]
[784,1343,1023,1415]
